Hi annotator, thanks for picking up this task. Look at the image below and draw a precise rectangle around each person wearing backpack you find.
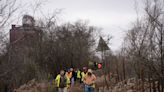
[55,70,70,92]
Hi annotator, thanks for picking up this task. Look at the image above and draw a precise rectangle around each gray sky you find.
[22,0,143,51]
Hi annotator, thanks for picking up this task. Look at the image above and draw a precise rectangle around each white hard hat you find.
[88,69,92,73]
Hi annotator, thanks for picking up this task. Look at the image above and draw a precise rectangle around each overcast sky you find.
[22,0,144,51]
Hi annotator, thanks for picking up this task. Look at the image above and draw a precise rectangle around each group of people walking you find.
[53,67,96,92]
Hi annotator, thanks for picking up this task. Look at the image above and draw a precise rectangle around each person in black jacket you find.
[70,68,77,86]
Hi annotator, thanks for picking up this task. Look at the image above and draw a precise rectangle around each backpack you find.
[59,76,67,88]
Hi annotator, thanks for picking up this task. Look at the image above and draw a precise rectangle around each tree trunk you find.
[141,68,144,92]
[148,73,152,92]
[122,57,126,80]
[157,80,160,92]
[152,79,156,92]
[160,77,164,92]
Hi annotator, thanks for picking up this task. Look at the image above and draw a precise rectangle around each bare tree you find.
[121,0,164,91]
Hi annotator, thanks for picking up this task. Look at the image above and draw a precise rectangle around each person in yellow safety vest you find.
[76,69,81,83]
[81,72,85,83]
[65,69,72,87]
[81,67,88,83]
[54,70,70,92]
[83,69,96,92]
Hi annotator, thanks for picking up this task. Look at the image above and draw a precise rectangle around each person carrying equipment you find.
[83,69,96,92]
[54,70,70,92]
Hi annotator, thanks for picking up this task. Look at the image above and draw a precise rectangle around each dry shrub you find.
[13,79,57,92]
